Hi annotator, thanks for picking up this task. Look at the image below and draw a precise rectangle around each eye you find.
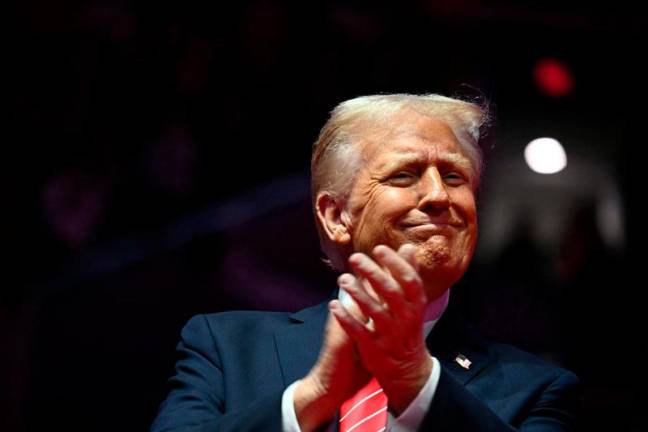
[443,172,467,186]
[388,171,418,185]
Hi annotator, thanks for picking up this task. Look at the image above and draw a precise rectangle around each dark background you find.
[3,1,643,430]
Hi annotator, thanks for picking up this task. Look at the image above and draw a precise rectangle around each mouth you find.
[403,223,457,236]
[402,218,463,228]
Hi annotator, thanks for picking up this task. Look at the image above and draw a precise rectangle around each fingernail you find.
[401,243,416,255]
[337,274,351,285]
[349,253,363,265]
[373,245,387,257]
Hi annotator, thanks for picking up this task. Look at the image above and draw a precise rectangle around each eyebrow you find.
[377,151,473,174]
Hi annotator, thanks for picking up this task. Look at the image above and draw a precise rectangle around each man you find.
[151,94,579,431]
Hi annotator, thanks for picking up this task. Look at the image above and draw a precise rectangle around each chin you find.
[413,235,462,270]
[414,239,469,297]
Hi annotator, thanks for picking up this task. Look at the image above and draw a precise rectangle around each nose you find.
[417,167,451,212]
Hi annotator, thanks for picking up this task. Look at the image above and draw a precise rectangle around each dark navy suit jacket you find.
[151,299,579,431]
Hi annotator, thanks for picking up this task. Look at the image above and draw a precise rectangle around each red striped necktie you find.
[339,377,388,432]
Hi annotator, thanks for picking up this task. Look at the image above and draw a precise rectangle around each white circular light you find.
[524,137,567,174]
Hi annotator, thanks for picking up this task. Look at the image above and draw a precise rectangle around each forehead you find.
[356,110,470,167]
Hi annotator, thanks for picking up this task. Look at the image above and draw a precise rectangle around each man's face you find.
[344,110,478,300]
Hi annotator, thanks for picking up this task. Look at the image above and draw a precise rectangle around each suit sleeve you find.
[421,368,580,431]
[150,315,284,432]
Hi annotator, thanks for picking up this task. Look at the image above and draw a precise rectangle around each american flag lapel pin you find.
[455,354,472,370]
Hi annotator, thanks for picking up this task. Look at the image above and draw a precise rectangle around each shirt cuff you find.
[281,380,303,432]
[389,356,441,431]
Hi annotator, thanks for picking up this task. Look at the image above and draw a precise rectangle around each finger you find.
[347,252,403,312]
[338,273,390,330]
[329,299,374,345]
[374,244,426,305]
[398,243,419,272]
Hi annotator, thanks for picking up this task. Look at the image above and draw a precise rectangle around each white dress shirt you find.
[281,289,450,432]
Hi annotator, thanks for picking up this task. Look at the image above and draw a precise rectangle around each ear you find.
[315,191,352,246]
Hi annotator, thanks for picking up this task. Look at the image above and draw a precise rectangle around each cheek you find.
[376,188,417,212]
[454,191,477,226]
[355,189,415,244]
[363,189,409,218]
[458,214,478,267]
[449,191,478,250]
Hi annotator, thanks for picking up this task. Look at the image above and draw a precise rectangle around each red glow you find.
[534,58,574,98]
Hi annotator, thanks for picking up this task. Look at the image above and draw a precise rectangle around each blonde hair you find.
[311,93,490,270]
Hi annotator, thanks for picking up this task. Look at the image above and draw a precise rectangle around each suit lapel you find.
[437,342,493,386]
[425,303,495,386]
[274,301,329,387]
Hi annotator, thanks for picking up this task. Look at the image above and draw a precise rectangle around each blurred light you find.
[534,58,574,98]
[524,138,567,174]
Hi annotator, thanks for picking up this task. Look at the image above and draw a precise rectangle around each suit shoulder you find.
[181,301,328,343]
[200,299,329,328]
[489,340,576,380]
[197,309,293,333]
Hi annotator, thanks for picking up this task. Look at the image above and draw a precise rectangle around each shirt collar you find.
[423,289,450,337]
